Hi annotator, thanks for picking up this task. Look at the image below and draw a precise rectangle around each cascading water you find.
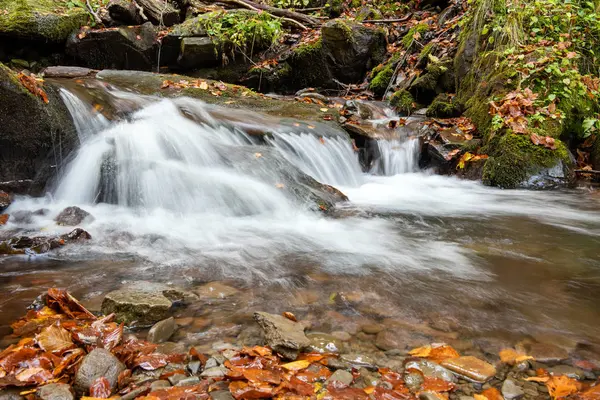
[370,138,420,176]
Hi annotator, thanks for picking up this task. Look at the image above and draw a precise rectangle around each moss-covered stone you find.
[369,65,394,97]
[0,0,90,41]
[482,133,573,189]
[389,89,416,114]
[0,63,77,192]
[426,93,461,118]
[402,23,429,49]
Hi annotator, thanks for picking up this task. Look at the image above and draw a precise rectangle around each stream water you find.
[1,86,600,360]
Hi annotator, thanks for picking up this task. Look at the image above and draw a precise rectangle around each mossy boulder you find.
[426,93,461,118]
[409,60,454,104]
[0,0,89,42]
[0,63,77,193]
[482,134,574,189]
[66,23,158,71]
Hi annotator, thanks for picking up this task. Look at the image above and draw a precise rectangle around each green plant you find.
[273,0,309,8]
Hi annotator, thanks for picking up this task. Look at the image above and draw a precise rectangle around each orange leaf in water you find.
[371,386,412,399]
[281,360,310,371]
[0,214,8,225]
[242,368,281,385]
[89,377,111,398]
[319,137,326,144]
[286,376,314,396]
[15,367,53,384]
[408,344,459,363]
[474,387,503,400]
[36,324,73,354]
[47,288,96,320]
[282,312,297,322]
[546,375,581,399]
[577,383,600,400]
[421,377,456,392]
[499,348,533,365]
[229,381,274,399]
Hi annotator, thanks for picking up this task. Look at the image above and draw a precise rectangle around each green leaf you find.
[548,94,556,101]
[583,118,598,133]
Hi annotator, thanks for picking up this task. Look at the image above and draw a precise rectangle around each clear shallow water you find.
[1,89,600,358]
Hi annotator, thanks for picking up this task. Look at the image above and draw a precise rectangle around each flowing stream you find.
[2,87,600,357]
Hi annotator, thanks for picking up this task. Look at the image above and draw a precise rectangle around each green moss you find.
[426,93,461,118]
[0,0,90,41]
[369,65,393,97]
[402,23,429,49]
[389,89,415,114]
[418,43,436,64]
[482,133,571,188]
[326,0,344,17]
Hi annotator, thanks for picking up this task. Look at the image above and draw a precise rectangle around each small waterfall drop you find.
[371,138,420,176]
[267,133,364,187]
[59,89,109,142]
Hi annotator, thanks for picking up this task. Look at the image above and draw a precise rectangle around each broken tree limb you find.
[214,0,319,27]
[361,14,413,24]
[136,0,181,26]
[86,0,103,24]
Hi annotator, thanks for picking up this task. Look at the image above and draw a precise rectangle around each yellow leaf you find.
[199,81,209,90]
[36,324,73,353]
[281,360,310,371]
[526,377,550,383]
[465,133,473,140]
[275,183,285,189]
[499,348,533,365]
[546,375,581,399]
[254,153,263,158]
[320,108,328,112]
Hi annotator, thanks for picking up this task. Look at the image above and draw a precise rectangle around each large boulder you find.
[66,23,158,70]
[0,0,89,42]
[0,63,77,193]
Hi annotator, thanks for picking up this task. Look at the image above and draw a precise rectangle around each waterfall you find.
[371,138,420,176]
[59,89,109,143]
[266,132,364,187]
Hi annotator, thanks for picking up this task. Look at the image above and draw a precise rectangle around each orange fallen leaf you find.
[36,324,74,353]
[546,375,581,399]
[282,311,296,321]
[474,387,503,400]
[319,137,326,144]
[199,81,209,90]
[0,214,8,225]
[499,348,533,365]
[408,344,460,363]
[281,360,310,371]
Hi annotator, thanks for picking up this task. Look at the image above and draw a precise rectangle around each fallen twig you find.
[575,169,600,174]
[361,14,413,24]
[85,0,103,24]
[214,0,319,27]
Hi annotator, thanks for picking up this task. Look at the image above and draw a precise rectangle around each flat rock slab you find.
[74,348,126,395]
[526,343,569,363]
[147,317,177,343]
[405,359,456,383]
[254,312,310,360]
[441,356,496,383]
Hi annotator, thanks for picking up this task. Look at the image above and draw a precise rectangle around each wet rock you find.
[195,282,239,299]
[306,332,343,353]
[101,286,173,327]
[0,64,77,191]
[0,388,24,400]
[361,324,384,334]
[210,390,235,400]
[168,373,187,386]
[405,360,456,382]
[524,343,569,364]
[150,380,171,391]
[353,367,380,388]
[326,370,354,386]
[37,383,74,400]
[331,331,352,341]
[420,392,444,400]
[10,210,33,224]
[502,378,524,399]
[375,330,429,352]
[176,376,201,387]
[200,367,228,378]
[66,23,158,71]
[156,342,186,355]
[60,228,92,241]
[188,360,202,375]
[548,365,586,380]
[107,0,143,25]
[405,371,424,391]
[177,37,219,69]
[43,66,95,79]
[0,191,10,212]
[147,317,177,343]
[55,206,93,226]
[254,312,310,360]
[74,348,126,395]
[441,356,496,383]
[340,353,378,370]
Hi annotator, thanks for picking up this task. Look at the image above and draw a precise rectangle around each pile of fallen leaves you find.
[489,88,558,150]
[2,289,600,400]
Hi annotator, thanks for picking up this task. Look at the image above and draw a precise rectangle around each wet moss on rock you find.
[0,0,90,41]
[426,93,461,118]
[389,89,415,114]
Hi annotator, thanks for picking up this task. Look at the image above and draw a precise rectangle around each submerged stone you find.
[254,311,310,360]
[147,317,177,343]
[441,356,496,383]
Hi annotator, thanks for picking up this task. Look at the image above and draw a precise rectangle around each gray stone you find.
[361,324,384,334]
[37,383,74,400]
[167,373,187,386]
[548,365,586,380]
[210,390,235,400]
[306,332,343,353]
[0,388,24,400]
[188,360,202,375]
[175,376,201,387]
[254,312,310,360]
[340,353,377,370]
[55,206,93,226]
[353,367,379,388]
[147,317,177,343]
[404,371,424,391]
[119,385,152,400]
[405,360,456,382]
[420,392,443,400]
[74,348,126,395]
[205,358,219,369]
[200,367,228,378]
[375,330,429,352]
[325,370,353,386]
[502,379,524,399]
[156,341,186,354]
[150,380,171,391]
